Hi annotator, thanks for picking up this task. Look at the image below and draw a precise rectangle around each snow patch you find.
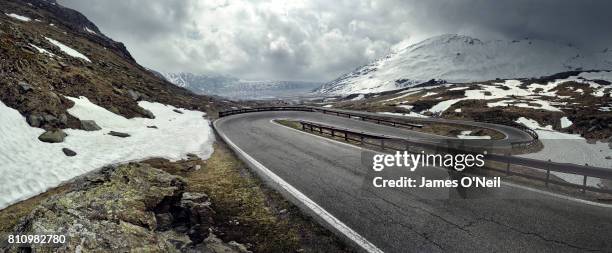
[0,97,214,209]
[45,37,91,62]
[515,117,553,130]
[378,111,429,118]
[397,105,414,110]
[560,117,573,128]
[520,130,611,187]
[29,43,55,57]
[457,131,491,139]
[5,13,31,22]
[350,94,365,101]
[84,27,96,34]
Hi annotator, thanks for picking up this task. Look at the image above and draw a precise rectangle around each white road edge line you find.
[214,120,384,253]
[272,119,612,209]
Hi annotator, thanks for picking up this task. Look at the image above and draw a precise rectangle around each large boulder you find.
[81,120,101,131]
[38,129,67,143]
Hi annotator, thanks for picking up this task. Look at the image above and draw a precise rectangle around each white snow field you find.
[0,97,214,209]
[45,37,92,62]
[515,117,612,187]
[5,13,31,22]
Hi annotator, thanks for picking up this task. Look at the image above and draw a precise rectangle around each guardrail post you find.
[344,132,349,141]
[545,169,550,188]
[301,123,306,131]
[360,135,364,144]
[331,129,335,137]
[582,175,587,194]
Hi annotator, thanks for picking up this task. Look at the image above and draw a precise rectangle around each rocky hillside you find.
[2,163,252,252]
[0,0,242,132]
[316,34,612,95]
[317,70,612,140]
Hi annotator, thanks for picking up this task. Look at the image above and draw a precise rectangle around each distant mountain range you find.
[162,72,322,100]
[316,34,612,95]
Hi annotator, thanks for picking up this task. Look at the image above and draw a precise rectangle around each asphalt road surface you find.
[214,111,612,253]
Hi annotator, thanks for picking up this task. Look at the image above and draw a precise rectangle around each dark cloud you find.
[58,0,612,81]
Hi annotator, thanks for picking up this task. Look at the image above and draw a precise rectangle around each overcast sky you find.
[58,0,612,82]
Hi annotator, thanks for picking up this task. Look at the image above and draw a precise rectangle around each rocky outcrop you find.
[3,163,250,253]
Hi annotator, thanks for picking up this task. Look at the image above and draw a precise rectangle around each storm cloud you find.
[58,0,612,81]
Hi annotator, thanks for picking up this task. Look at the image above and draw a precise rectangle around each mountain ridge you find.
[163,72,321,100]
[316,34,612,95]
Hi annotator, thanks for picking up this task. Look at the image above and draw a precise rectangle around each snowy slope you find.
[317,34,612,95]
[0,98,214,209]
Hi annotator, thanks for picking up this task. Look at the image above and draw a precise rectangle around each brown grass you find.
[180,142,350,253]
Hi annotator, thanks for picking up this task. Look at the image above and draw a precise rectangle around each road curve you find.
[214,111,612,253]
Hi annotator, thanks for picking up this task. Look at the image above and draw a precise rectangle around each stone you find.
[81,120,102,131]
[127,89,141,101]
[43,113,58,123]
[204,233,248,253]
[27,114,43,127]
[47,91,61,104]
[155,213,173,231]
[58,114,68,124]
[18,81,32,92]
[109,131,130,138]
[186,153,199,161]
[38,129,67,143]
[112,87,124,94]
[147,125,158,129]
[228,241,251,253]
[142,109,155,119]
[606,156,611,160]
[173,109,183,114]
[62,148,77,157]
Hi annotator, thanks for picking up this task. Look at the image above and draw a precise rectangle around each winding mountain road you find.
[214,111,612,253]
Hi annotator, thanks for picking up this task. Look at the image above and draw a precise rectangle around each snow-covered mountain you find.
[163,72,321,100]
[316,34,612,95]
